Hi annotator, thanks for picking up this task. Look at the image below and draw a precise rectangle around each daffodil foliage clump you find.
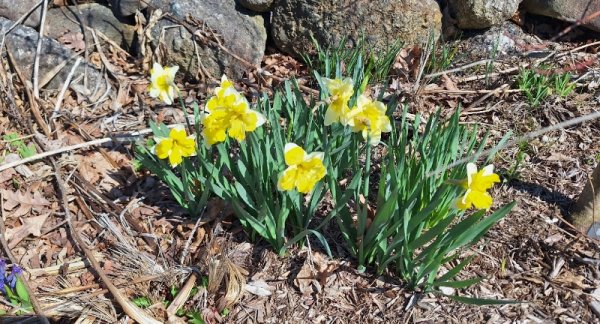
[136,59,515,295]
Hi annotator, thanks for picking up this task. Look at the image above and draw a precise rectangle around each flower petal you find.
[155,138,173,159]
[469,190,494,210]
[466,163,477,186]
[278,166,298,191]
[284,143,306,166]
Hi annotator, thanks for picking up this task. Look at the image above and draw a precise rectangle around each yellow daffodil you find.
[201,75,266,145]
[456,163,501,210]
[148,63,179,105]
[153,126,196,167]
[278,143,327,194]
[323,78,354,126]
[347,95,392,146]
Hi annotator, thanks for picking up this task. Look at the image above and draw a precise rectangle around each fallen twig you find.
[5,43,51,137]
[463,83,511,112]
[50,57,82,126]
[32,0,48,98]
[429,109,600,176]
[26,253,104,277]
[166,272,197,319]
[51,157,162,324]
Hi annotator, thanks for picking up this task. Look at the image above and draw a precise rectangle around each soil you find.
[0,13,599,324]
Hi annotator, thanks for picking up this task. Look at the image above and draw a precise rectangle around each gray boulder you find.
[238,0,274,13]
[271,0,442,57]
[448,0,522,29]
[522,0,600,32]
[0,0,41,27]
[148,0,267,80]
[45,3,136,50]
[0,17,107,95]
[109,0,148,17]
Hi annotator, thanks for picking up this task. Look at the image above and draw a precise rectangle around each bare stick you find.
[0,123,188,172]
[166,272,197,318]
[5,43,51,137]
[424,59,494,79]
[51,57,82,124]
[32,0,48,98]
[179,207,206,265]
[463,83,510,112]
[428,109,600,177]
[51,159,162,324]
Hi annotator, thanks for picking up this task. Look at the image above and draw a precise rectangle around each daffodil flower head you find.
[278,143,327,194]
[456,163,501,210]
[153,126,196,168]
[323,78,354,126]
[347,95,392,146]
[148,62,179,105]
[201,75,266,146]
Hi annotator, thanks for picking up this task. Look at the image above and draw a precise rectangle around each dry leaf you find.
[0,168,16,183]
[442,74,459,91]
[2,189,50,217]
[554,273,591,289]
[294,251,335,295]
[294,257,314,295]
[78,152,125,185]
[58,31,85,52]
[6,213,50,248]
[245,280,273,297]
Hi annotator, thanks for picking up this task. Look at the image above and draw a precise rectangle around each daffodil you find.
[456,163,501,210]
[148,62,179,105]
[278,143,327,194]
[323,78,354,126]
[201,75,266,145]
[153,126,196,167]
[347,95,392,145]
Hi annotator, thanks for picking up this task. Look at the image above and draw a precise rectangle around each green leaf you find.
[187,310,205,324]
[170,285,179,297]
[434,277,483,288]
[438,292,521,305]
[132,296,152,309]
[234,182,256,210]
[436,255,476,282]
[15,279,30,303]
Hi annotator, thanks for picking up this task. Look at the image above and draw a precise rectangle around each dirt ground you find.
[0,14,599,323]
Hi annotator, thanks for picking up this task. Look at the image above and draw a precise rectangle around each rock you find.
[147,0,267,80]
[238,0,274,13]
[522,0,600,32]
[448,0,522,29]
[45,3,136,50]
[109,0,148,17]
[463,21,540,59]
[0,0,41,27]
[271,0,442,57]
[0,17,108,96]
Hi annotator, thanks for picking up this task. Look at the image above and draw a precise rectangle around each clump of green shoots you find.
[517,68,576,107]
[2,133,36,159]
[302,34,403,87]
